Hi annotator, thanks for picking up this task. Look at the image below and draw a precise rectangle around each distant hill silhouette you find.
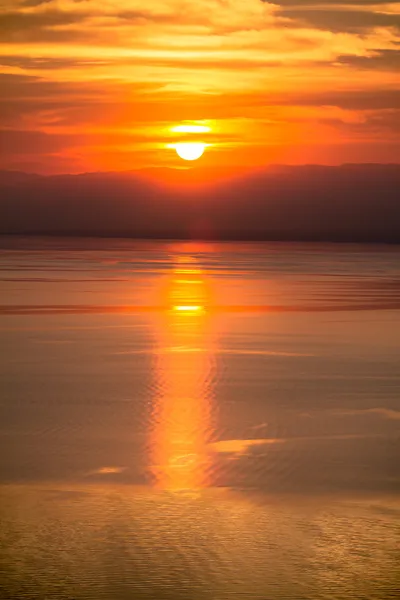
[0,164,399,243]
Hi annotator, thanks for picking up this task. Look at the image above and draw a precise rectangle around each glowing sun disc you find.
[175,143,206,161]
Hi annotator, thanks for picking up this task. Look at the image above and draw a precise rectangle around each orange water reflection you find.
[150,258,216,491]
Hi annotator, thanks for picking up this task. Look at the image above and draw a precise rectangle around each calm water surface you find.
[0,237,399,599]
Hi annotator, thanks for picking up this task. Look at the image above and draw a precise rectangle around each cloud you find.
[268,1,397,4]
[21,0,54,6]
[275,7,400,33]
[0,7,93,43]
[322,109,400,137]
[0,129,78,155]
[0,56,111,70]
[337,49,400,69]
[249,89,400,110]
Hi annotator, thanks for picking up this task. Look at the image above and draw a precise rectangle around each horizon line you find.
[1,162,400,178]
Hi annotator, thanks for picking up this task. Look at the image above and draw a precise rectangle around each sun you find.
[175,142,206,162]
[168,122,211,161]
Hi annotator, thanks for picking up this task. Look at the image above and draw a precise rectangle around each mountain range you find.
[1,164,399,243]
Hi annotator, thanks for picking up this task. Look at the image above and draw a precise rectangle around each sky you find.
[0,0,399,174]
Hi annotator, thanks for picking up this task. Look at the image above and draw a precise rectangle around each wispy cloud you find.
[271,2,400,34]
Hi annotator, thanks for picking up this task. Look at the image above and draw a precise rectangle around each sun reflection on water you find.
[150,257,216,491]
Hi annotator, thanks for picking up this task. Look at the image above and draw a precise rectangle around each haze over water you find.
[0,237,399,600]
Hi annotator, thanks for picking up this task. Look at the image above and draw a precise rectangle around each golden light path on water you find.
[150,257,216,491]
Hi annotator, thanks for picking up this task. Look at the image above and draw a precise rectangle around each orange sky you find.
[0,0,399,173]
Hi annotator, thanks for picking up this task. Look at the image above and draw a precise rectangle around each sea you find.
[0,236,399,600]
